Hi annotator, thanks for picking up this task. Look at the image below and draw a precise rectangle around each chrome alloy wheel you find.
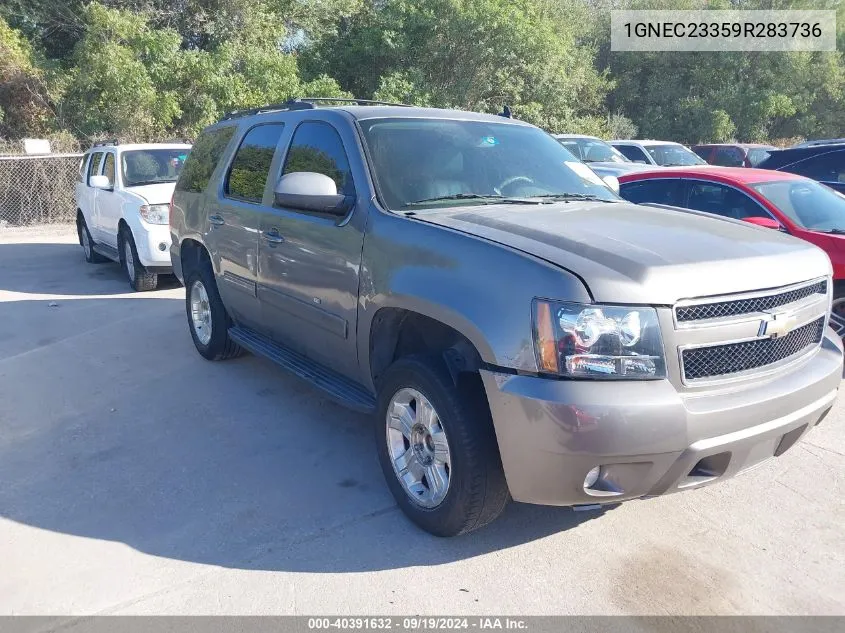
[190,280,213,345]
[124,240,135,281]
[386,387,451,508]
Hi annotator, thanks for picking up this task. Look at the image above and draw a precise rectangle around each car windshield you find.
[646,144,706,166]
[556,137,629,164]
[752,179,845,232]
[122,148,190,187]
[359,119,620,211]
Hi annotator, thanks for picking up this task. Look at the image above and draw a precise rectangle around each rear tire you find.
[119,227,158,292]
[375,355,509,536]
[77,215,106,263]
[184,260,243,361]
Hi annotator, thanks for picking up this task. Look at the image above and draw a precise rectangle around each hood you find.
[124,182,177,204]
[417,201,831,305]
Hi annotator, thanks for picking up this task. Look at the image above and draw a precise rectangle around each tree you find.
[0,17,54,138]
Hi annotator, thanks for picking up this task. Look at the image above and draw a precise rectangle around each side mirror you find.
[602,175,620,194]
[274,172,353,216]
[90,175,111,189]
[743,216,786,232]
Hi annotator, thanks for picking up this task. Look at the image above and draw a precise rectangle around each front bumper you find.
[134,223,173,269]
[481,330,842,506]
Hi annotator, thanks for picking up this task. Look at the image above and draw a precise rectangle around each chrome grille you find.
[676,280,827,323]
[681,317,825,381]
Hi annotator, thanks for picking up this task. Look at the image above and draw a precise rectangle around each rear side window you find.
[87,152,103,185]
[282,121,355,196]
[176,126,236,193]
[225,123,285,203]
[78,155,89,182]
[620,179,686,206]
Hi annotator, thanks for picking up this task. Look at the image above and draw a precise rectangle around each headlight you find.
[533,300,665,379]
[139,204,169,225]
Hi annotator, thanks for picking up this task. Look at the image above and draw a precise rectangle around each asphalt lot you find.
[1,225,844,616]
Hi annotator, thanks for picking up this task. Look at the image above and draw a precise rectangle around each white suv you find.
[75,141,191,291]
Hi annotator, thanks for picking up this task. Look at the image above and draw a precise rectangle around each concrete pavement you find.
[1,226,843,615]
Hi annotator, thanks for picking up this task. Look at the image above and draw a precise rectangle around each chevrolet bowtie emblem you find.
[759,312,796,339]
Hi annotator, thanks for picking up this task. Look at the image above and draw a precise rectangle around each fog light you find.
[158,242,167,251]
[583,466,601,489]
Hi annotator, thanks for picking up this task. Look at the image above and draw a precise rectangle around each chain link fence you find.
[0,154,83,227]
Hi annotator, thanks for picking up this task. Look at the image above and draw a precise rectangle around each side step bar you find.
[92,242,120,262]
[228,326,377,413]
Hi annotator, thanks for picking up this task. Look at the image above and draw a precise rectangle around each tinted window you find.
[556,138,628,164]
[122,148,189,187]
[646,144,706,166]
[616,144,650,163]
[787,151,845,183]
[753,179,845,231]
[103,153,116,186]
[176,127,236,193]
[225,124,285,203]
[712,147,745,167]
[619,179,686,206]
[87,152,103,184]
[687,182,769,220]
[359,118,620,211]
[283,121,355,196]
[78,155,88,182]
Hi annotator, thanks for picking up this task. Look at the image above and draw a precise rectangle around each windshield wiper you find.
[126,180,175,187]
[529,193,613,202]
[818,228,845,235]
[405,193,541,206]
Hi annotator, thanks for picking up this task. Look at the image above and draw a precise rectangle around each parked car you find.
[793,138,845,148]
[757,144,845,194]
[617,166,845,317]
[170,99,841,537]
[76,141,191,290]
[692,143,775,168]
[611,140,707,166]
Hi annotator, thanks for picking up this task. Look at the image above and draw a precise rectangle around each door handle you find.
[262,229,285,245]
[208,214,225,226]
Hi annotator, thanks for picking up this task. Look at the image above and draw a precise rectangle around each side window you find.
[103,153,116,187]
[225,123,285,203]
[687,182,769,220]
[619,179,686,206]
[176,126,237,193]
[282,121,355,196]
[616,145,650,163]
[789,151,845,183]
[87,152,103,185]
[712,147,744,167]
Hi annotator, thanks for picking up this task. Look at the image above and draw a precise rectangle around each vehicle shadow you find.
[0,241,182,296]
[0,293,613,574]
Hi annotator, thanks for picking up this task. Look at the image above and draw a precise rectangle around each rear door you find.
[256,117,366,379]
[85,152,105,240]
[94,151,121,247]
[206,123,285,330]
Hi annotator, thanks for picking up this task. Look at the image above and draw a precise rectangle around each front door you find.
[205,123,286,329]
[256,119,366,380]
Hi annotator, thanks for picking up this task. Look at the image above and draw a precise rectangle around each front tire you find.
[119,228,158,292]
[184,261,243,361]
[375,355,509,536]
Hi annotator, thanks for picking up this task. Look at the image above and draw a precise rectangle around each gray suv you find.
[170,98,843,536]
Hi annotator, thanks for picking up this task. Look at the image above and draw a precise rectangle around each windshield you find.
[646,144,706,166]
[359,119,620,211]
[122,148,189,187]
[752,179,845,231]
[556,137,629,164]
[746,148,772,167]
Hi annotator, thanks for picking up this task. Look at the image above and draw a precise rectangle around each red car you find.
[617,166,845,324]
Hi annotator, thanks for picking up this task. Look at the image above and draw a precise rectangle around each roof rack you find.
[221,97,410,121]
[91,139,119,148]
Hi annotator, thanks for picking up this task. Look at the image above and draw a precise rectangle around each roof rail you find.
[91,139,119,148]
[221,97,411,121]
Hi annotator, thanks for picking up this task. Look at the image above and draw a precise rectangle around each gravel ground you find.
[1,225,843,616]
